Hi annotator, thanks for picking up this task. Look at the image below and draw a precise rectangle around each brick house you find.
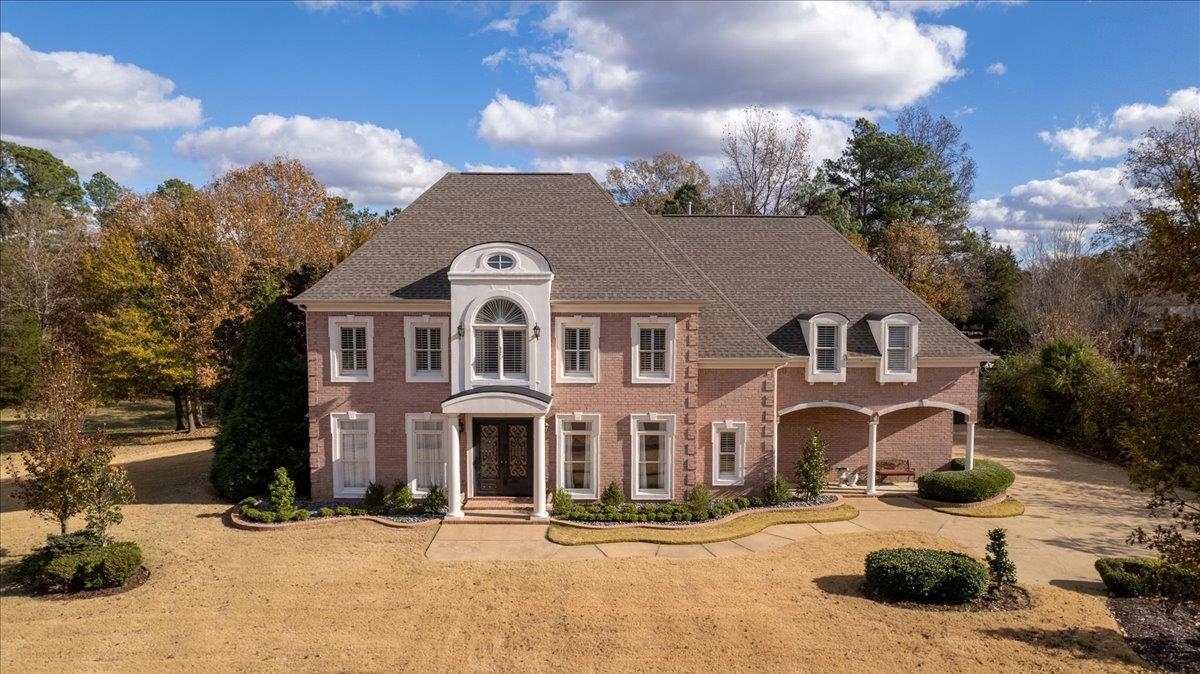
[293,173,994,519]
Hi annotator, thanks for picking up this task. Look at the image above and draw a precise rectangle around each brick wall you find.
[777,365,979,418]
[695,368,776,496]
[778,407,952,483]
[306,312,450,500]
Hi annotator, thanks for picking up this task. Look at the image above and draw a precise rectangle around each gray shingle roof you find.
[649,214,992,360]
[296,173,703,303]
[298,173,991,361]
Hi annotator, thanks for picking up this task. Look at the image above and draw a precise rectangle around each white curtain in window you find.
[339,419,370,489]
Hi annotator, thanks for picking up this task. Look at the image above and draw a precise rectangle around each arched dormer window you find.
[486,253,515,270]
[473,299,527,379]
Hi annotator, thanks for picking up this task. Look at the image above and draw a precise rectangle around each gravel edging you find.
[549,494,845,530]
[906,490,1009,509]
[227,507,441,531]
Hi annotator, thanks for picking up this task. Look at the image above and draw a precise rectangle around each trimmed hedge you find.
[917,458,1015,504]
[865,548,988,604]
[1095,557,1200,599]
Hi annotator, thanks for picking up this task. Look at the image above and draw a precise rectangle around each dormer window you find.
[797,312,848,383]
[486,253,515,270]
[867,311,920,383]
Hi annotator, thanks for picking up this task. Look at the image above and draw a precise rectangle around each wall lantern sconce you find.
[457,322,464,338]
[532,323,541,339]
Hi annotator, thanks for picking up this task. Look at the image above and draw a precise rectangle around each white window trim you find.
[630,316,675,385]
[331,412,375,498]
[405,412,447,497]
[630,413,675,500]
[555,316,600,384]
[710,420,747,486]
[555,413,601,499]
[800,314,849,384]
[468,298,531,386]
[404,315,450,383]
[872,315,920,383]
[328,315,374,383]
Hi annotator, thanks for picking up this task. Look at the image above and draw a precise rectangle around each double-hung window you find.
[815,325,839,372]
[887,324,912,374]
[556,414,600,499]
[631,317,675,384]
[405,316,449,382]
[332,413,374,498]
[556,317,600,383]
[473,299,527,380]
[711,421,746,486]
[405,414,446,495]
[631,414,674,499]
[329,316,373,382]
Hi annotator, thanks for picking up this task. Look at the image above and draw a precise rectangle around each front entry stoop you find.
[447,497,547,524]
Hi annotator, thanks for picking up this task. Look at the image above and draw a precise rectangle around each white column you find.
[532,414,549,519]
[445,414,464,519]
[866,418,879,496]
[965,420,976,471]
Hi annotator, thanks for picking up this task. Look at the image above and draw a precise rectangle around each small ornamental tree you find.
[985,528,1018,592]
[10,350,134,536]
[795,427,830,499]
[268,467,297,520]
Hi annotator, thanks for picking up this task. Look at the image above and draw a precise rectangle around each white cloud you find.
[482,17,519,35]
[970,167,1130,248]
[0,32,201,141]
[478,2,963,165]
[175,114,452,207]
[482,48,508,69]
[886,1,967,15]
[953,105,975,116]
[531,156,616,180]
[294,0,412,14]
[1039,87,1199,161]
[464,162,518,173]
[986,61,1006,76]
[62,150,143,183]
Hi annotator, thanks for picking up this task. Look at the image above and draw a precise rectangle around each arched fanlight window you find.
[473,299,527,378]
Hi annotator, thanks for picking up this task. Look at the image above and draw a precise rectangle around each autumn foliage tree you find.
[874,220,968,322]
[10,349,134,536]
[605,152,712,213]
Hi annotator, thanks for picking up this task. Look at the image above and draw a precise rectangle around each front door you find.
[473,418,534,497]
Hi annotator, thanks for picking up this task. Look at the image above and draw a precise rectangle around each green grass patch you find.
[928,497,1025,518]
[547,503,859,546]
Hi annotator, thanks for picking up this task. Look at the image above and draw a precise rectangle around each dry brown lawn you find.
[931,497,1027,518]
[0,439,1151,673]
[548,503,860,545]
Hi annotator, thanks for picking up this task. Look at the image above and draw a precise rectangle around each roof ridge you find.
[635,209,787,359]
[581,174,707,301]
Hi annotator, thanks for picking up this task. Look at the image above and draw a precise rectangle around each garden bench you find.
[876,459,916,483]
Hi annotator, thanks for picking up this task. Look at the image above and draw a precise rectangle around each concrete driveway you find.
[426,426,1152,591]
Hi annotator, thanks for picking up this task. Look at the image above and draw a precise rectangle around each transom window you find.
[887,324,912,373]
[631,415,674,499]
[474,299,527,379]
[815,324,839,373]
[407,415,445,494]
[486,253,515,270]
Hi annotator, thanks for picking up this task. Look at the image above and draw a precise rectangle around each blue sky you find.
[1,0,1197,248]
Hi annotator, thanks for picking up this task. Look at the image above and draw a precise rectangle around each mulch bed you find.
[40,566,151,601]
[555,494,841,529]
[1108,598,1199,674]
[866,584,1034,612]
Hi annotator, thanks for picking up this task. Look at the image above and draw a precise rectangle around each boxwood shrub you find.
[865,547,988,604]
[1095,557,1200,599]
[916,458,1015,504]
[18,535,143,593]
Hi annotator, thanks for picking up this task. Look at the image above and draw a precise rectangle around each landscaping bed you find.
[10,531,147,598]
[553,494,840,529]
[1108,598,1199,674]
[547,503,859,545]
[231,469,445,529]
[917,496,1025,518]
[916,458,1015,504]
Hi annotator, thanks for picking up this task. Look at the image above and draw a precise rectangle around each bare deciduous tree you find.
[0,199,88,339]
[719,107,812,215]
[895,105,977,206]
[604,153,712,213]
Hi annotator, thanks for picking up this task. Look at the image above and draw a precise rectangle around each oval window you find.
[486,253,515,270]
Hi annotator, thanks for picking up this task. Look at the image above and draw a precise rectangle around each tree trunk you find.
[172,387,187,431]
[192,392,205,428]
[186,388,205,430]
[185,387,197,433]
[60,518,67,535]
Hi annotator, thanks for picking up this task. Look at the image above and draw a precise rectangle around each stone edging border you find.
[226,507,442,531]
[548,494,848,530]
[905,491,1009,509]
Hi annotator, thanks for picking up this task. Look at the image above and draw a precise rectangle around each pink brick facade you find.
[307,309,980,502]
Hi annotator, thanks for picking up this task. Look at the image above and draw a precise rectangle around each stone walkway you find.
[425,427,1150,590]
